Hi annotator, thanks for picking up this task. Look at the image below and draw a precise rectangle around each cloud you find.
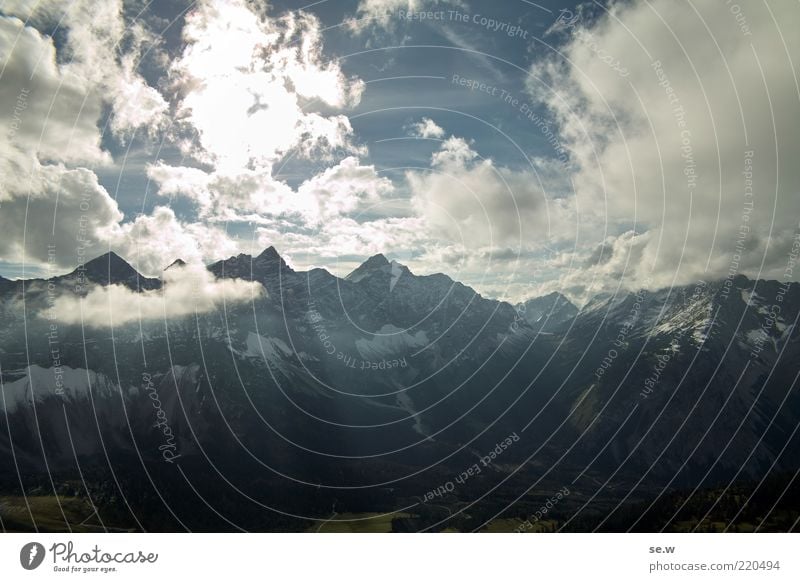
[0,16,108,165]
[140,0,385,254]
[0,152,123,269]
[408,117,445,139]
[313,215,428,258]
[111,206,243,275]
[407,136,574,249]
[171,0,364,172]
[60,1,168,136]
[297,157,395,221]
[1,1,168,137]
[0,13,171,273]
[255,214,431,271]
[517,231,654,306]
[527,0,800,292]
[0,0,62,23]
[48,261,263,327]
[148,156,393,226]
[1,0,406,286]
[0,161,240,276]
[146,163,300,222]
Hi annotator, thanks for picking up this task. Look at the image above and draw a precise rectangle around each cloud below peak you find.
[49,262,263,328]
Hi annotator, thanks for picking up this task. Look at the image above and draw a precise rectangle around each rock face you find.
[71,251,162,290]
[548,277,798,483]
[517,292,578,332]
[1,249,798,530]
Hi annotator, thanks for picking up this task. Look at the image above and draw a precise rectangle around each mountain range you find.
[0,248,798,532]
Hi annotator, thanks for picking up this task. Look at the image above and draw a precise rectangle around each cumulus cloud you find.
[255,214,431,270]
[146,163,299,222]
[0,17,118,269]
[2,0,408,286]
[407,136,574,249]
[61,1,168,136]
[514,231,653,305]
[0,16,108,165]
[1,1,168,137]
[297,157,394,221]
[148,156,393,226]
[48,262,263,327]
[0,11,170,272]
[138,0,385,249]
[528,0,800,293]
[313,215,428,257]
[111,206,242,275]
[408,117,446,139]
[1,0,410,282]
[0,153,123,269]
[171,0,364,172]
[0,16,121,271]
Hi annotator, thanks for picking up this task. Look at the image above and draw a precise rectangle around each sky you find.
[0,0,798,305]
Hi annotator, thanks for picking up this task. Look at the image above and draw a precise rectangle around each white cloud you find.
[62,1,168,136]
[408,136,574,250]
[147,163,299,222]
[0,0,405,286]
[0,13,170,272]
[48,262,263,327]
[1,1,168,137]
[0,16,122,271]
[255,214,430,269]
[515,231,654,306]
[145,163,214,209]
[297,157,394,221]
[109,44,170,136]
[139,0,381,253]
[148,156,393,226]
[0,16,108,165]
[0,0,60,22]
[111,206,243,275]
[409,117,445,139]
[528,0,800,292]
[269,12,365,108]
[0,152,123,269]
[171,0,364,172]
[317,215,428,257]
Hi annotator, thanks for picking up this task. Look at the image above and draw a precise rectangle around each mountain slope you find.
[0,250,798,531]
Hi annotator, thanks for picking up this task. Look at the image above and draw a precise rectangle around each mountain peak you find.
[255,246,291,273]
[83,251,136,277]
[346,254,393,282]
[164,258,186,271]
[257,246,282,261]
[208,247,293,281]
[68,251,159,290]
[519,291,579,330]
[364,253,390,267]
